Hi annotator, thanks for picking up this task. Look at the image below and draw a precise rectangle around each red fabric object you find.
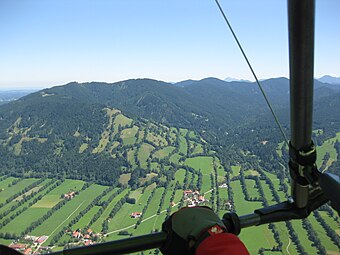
[196,233,250,255]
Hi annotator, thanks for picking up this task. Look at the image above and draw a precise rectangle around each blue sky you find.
[0,0,339,89]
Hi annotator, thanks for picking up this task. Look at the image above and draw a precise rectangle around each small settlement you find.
[9,187,234,254]
[183,190,206,207]
[9,235,50,254]
[66,228,99,246]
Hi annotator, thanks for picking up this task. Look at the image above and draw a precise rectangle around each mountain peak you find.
[224,77,252,83]
[318,75,340,85]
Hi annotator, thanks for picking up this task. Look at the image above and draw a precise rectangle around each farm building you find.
[23,247,32,254]
[35,236,48,244]
[63,191,77,200]
[9,243,27,251]
[130,212,142,218]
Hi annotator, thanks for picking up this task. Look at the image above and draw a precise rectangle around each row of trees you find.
[0,179,44,209]
[90,188,124,227]
[50,186,114,246]
[302,219,327,254]
[22,182,89,236]
[0,179,58,229]
[102,193,130,233]
[166,182,180,218]
[135,189,156,229]
[286,221,307,255]
[157,184,168,214]
[313,210,340,249]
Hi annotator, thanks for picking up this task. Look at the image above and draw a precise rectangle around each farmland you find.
[0,111,339,254]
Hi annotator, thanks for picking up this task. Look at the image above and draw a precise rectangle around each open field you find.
[121,126,139,145]
[138,143,154,167]
[91,189,130,233]
[184,156,213,174]
[231,165,241,177]
[0,178,39,204]
[316,132,340,170]
[0,179,51,216]
[113,114,133,130]
[178,136,187,155]
[153,146,175,159]
[190,141,204,155]
[291,220,319,254]
[174,169,186,185]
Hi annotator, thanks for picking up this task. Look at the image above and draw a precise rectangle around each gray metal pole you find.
[288,0,315,208]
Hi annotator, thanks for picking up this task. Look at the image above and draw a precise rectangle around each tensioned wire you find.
[214,0,289,145]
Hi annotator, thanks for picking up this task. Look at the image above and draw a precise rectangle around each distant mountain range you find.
[317,75,340,85]
[224,77,252,83]
[223,75,340,85]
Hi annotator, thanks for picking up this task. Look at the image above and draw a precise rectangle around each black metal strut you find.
[288,0,317,208]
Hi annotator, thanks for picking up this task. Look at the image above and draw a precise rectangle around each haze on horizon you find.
[1,0,339,89]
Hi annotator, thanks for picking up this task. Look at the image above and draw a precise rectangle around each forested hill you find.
[5,77,338,134]
[0,77,339,183]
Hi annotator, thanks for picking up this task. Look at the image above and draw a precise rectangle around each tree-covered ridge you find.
[0,102,216,188]
[0,77,339,183]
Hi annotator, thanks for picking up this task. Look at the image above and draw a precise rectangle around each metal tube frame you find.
[288,0,315,208]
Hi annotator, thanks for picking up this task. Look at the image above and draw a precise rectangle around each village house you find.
[23,247,32,255]
[24,235,38,242]
[183,190,193,196]
[9,243,27,251]
[130,212,142,218]
[225,200,233,210]
[72,231,82,239]
[84,240,93,246]
[183,190,206,207]
[38,246,51,252]
[63,191,77,200]
[35,236,48,244]
[219,183,228,188]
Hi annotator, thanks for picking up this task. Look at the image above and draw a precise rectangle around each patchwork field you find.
[0,116,339,255]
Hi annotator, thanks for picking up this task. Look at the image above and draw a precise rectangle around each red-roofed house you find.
[9,244,27,250]
[130,212,142,218]
[184,190,192,195]
[198,196,205,201]
[23,248,32,254]
[36,236,48,244]
[84,240,92,246]
[72,231,81,239]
